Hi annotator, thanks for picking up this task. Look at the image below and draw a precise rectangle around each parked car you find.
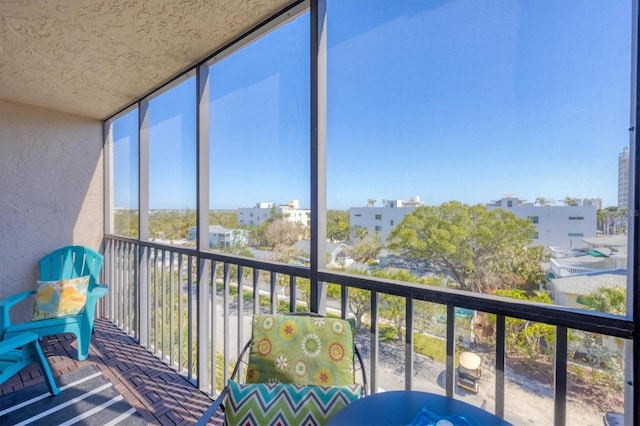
[456,351,482,393]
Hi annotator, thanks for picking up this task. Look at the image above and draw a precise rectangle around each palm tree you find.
[563,196,578,206]
[367,199,376,207]
[596,209,607,234]
[534,197,552,206]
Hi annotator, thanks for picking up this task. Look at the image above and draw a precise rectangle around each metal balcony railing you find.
[548,258,618,278]
[102,235,635,426]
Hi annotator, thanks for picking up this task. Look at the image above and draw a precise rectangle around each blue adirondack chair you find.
[0,332,60,395]
[0,246,108,361]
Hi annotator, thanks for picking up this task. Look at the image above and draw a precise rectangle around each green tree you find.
[295,276,341,309]
[327,210,350,242]
[371,268,441,342]
[596,209,607,235]
[114,209,139,237]
[209,210,238,228]
[563,196,578,206]
[492,289,554,362]
[488,245,546,291]
[264,219,303,248]
[348,232,383,264]
[353,226,369,240]
[579,286,626,315]
[348,288,371,330]
[387,202,539,293]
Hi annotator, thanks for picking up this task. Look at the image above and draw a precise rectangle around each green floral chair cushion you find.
[224,380,362,426]
[32,276,90,320]
[246,314,356,386]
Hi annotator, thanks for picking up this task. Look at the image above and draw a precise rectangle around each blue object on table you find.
[327,390,512,426]
[407,406,473,426]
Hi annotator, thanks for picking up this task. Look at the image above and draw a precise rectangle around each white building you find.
[576,198,602,210]
[486,196,597,249]
[350,196,422,242]
[237,200,310,227]
[188,225,248,249]
[549,235,627,278]
[278,200,311,227]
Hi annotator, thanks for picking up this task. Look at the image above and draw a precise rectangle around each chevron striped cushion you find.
[224,380,362,426]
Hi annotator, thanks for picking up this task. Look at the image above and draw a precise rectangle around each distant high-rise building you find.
[618,146,630,209]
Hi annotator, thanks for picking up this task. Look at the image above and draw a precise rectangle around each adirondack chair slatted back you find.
[39,246,103,290]
[1,245,107,361]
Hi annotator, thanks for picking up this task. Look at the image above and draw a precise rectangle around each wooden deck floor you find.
[0,318,220,425]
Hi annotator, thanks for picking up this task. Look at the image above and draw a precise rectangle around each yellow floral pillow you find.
[246,314,355,386]
[32,276,90,320]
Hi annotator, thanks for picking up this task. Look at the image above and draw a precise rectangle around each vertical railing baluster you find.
[211,261,218,395]
[252,268,260,315]
[139,244,149,349]
[103,238,112,321]
[161,250,166,360]
[124,243,129,334]
[223,262,231,385]
[187,255,194,381]
[177,253,184,374]
[119,241,124,328]
[133,243,140,339]
[237,265,245,365]
[169,251,175,368]
[445,304,455,398]
[495,314,506,417]
[370,290,379,394]
[405,297,414,391]
[340,285,348,319]
[197,255,210,392]
[124,243,130,333]
[153,249,159,354]
[554,326,568,426]
[290,275,297,312]
[270,271,277,313]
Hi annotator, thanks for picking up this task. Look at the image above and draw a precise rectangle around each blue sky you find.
[113,0,632,211]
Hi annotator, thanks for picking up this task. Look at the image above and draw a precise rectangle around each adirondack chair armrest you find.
[90,284,109,299]
[0,291,36,331]
[0,331,39,353]
[83,285,108,325]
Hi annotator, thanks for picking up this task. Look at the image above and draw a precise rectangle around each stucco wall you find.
[0,99,103,321]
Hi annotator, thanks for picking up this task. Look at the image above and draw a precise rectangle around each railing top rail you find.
[105,234,310,278]
[319,270,633,339]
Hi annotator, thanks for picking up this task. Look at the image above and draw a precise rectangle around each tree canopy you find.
[327,210,350,242]
[386,201,542,293]
[579,286,626,315]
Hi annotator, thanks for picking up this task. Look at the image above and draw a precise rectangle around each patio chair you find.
[0,331,60,395]
[0,246,108,361]
[196,312,368,426]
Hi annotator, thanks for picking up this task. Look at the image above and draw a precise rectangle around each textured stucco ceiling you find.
[0,0,296,120]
